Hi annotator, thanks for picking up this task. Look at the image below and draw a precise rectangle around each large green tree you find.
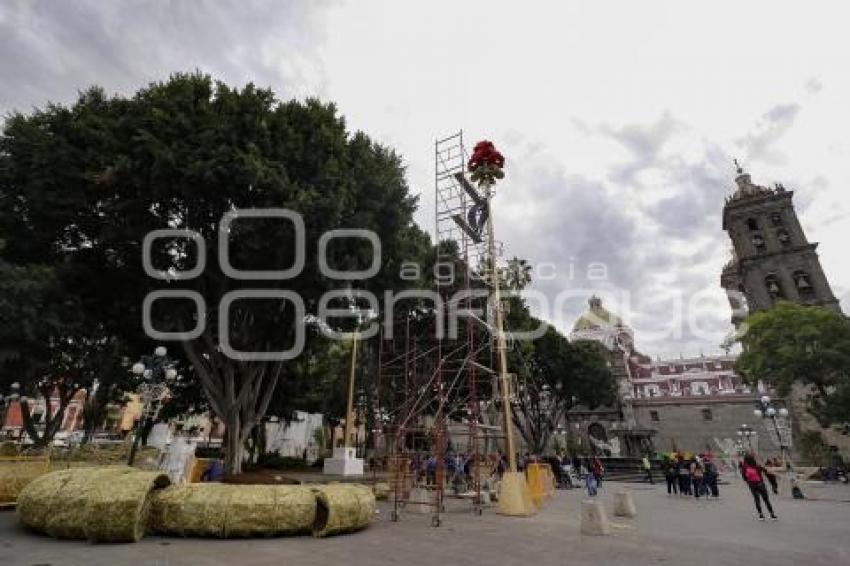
[736,301,850,427]
[0,73,430,472]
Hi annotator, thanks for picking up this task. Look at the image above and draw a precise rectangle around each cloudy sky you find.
[2,0,849,358]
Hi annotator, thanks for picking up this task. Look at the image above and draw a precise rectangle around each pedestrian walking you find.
[592,457,604,488]
[426,454,437,485]
[585,469,598,497]
[642,454,654,484]
[496,451,507,478]
[741,454,778,521]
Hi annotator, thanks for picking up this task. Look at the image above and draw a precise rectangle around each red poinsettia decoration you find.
[468,140,505,171]
[467,140,505,186]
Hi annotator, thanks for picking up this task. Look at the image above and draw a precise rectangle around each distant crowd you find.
[661,454,721,498]
[380,443,850,523]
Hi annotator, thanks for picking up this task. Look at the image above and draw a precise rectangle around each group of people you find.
[403,447,788,522]
[407,450,605,495]
[661,455,721,499]
[660,452,782,520]
[408,451,479,489]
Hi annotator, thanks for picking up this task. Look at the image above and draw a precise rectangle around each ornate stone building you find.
[567,297,655,457]
[567,297,780,458]
[721,163,841,324]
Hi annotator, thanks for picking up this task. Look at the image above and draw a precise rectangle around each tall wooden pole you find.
[484,183,517,472]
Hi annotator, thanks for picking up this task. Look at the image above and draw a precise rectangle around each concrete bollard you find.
[406,487,432,514]
[613,491,637,518]
[580,499,611,535]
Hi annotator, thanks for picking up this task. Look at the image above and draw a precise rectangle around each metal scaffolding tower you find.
[380,131,498,527]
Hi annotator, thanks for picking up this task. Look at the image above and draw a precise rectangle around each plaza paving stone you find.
[0,479,848,566]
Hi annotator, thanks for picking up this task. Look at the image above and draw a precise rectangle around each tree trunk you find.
[224,411,243,475]
[81,387,109,444]
[19,389,73,448]
[82,418,96,445]
[182,336,284,476]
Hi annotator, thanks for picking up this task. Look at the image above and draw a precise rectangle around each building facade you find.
[628,354,750,399]
[567,297,785,458]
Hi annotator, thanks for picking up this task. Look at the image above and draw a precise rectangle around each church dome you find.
[572,296,622,332]
[570,296,634,351]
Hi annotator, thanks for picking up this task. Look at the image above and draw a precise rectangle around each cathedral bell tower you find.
[721,162,841,325]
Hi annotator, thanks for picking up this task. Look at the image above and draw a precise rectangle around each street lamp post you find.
[736,424,757,454]
[753,395,801,498]
[127,346,178,466]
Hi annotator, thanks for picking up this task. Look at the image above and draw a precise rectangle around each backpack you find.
[744,465,762,483]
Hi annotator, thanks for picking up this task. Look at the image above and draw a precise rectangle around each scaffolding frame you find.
[379,131,497,527]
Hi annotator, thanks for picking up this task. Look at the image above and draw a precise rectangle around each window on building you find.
[701,409,713,421]
[746,218,760,231]
[793,270,816,302]
[771,212,783,226]
[650,410,660,422]
[777,229,791,246]
[752,232,766,253]
[765,275,784,301]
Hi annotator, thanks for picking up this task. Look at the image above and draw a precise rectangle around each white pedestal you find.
[322,447,364,476]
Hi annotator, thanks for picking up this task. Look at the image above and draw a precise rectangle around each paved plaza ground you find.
[1,479,848,566]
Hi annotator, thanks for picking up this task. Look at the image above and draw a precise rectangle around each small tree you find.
[0,260,102,446]
[510,327,616,455]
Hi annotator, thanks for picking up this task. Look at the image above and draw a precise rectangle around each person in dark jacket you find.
[664,459,678,495]
[592,457,604,488]
[703,457,720,498]
[200,459,224,482]
[742,454,777,520]
[691,460,705,499]
[678,458,692,495]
